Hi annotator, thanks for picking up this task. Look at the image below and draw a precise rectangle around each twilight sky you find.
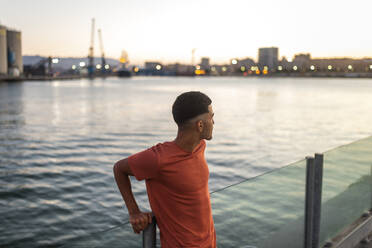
[1,0,371,65]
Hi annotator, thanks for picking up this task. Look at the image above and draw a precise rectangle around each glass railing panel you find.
[61,221,143,248]
[211,159,306,248]
[319,136,372,246]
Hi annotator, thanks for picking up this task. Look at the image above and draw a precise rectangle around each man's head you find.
[172,91,214,140]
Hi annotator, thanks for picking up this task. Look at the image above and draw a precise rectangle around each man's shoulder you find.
[142,141,175,159]
[152,141,175,152]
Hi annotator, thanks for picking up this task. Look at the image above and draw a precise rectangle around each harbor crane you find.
[87,18,95,76]
[191,48,196,66]
[98,28,106,71]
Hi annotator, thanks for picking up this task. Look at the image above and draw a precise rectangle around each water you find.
[1,77,372,247]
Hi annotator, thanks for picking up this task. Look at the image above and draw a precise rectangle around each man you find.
[113,91,216,247]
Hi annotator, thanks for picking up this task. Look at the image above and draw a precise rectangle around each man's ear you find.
[196,120,203,132]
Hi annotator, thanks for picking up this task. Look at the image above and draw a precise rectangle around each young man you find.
[113,91,216,247]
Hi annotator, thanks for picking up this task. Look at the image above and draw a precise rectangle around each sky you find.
[1,0,372,65]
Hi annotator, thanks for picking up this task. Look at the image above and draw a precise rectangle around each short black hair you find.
[172,91,212,126]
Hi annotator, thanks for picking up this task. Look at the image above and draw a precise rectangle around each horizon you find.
[22,54,372,67]
[2,0,372,64]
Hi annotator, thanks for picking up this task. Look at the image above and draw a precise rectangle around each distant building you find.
[145,61,162,71]
[7,29,23,75]
[310,58,369,72]
[0,26,23,76]
[163,63,193,76]
[0,26,7,75]
[278,57,292,71]
[211,64,231,76]
[229,57,255,74]
[0,24,22,76]
[258,47,278,72]
[293,54,311,72]
[200,57,210,70]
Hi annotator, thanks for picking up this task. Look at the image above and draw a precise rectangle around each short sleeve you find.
[128,146,159,181]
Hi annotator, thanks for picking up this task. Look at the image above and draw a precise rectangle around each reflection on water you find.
[1,77,372,247]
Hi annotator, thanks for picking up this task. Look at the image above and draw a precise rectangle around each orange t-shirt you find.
[128,139,216,248]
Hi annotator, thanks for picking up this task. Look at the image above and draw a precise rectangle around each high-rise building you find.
[258,47,278,72]
[7,29,23,74]
[0,25,23,76]
[0,26,7,75]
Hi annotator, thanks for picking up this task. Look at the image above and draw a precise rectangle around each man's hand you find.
[129,211,152,234]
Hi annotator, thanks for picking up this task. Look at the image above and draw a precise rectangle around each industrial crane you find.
[87,18,95,77]
[98,28,106,71]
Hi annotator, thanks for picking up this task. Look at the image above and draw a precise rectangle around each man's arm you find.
[113,158,152,234]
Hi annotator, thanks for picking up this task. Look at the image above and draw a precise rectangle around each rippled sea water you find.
[1,77,372,247]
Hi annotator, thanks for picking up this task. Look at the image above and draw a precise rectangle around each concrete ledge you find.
[322,212,372,248]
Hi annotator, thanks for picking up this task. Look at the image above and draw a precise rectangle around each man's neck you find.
[174,131,201,153]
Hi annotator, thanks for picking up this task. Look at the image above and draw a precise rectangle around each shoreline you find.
[1,72,372,82]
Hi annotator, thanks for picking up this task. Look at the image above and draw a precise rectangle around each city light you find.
[52,58,59,64]
[104,64,110,69]
[96,64,102,69]
[211,66,216,72]
[72,65,76,70]
[348,65,353,70]
[293,66,298,71]
[370,65,372,70]
[278,66,283,71]
[231,59,238,65]
[79,62,86,67]
[328,65,332,70]
[222,67,227,72]
[240,66,246,72]
[156,65,162,70]
[194,69,206,75]
[134,67,139,73]
[310,65,315,71]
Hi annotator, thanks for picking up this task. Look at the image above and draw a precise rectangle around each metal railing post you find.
[304,154,324,248]
[305,156,315,248]
[370,164,372,210]
[313,153,324,248]
[143,216,156,248]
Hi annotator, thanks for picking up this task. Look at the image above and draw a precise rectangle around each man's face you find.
[201,105,214,140]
